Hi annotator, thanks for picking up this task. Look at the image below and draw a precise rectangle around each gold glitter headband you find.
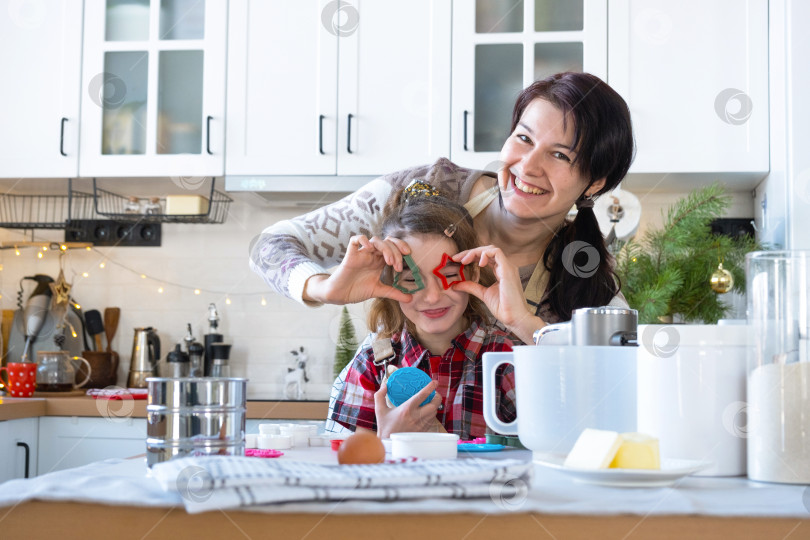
[402,179,440,202]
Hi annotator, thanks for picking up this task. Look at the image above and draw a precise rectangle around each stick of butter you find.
[165,195,209,215]
[609,432,661,470]
[563,428,622,469]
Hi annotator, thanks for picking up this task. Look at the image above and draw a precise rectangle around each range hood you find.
[225,175,375,206]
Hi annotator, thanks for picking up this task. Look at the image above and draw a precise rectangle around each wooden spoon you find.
[104,307,121,353]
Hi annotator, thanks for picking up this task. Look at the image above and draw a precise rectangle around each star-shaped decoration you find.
[49,270,72,306]
[432,253,466,290]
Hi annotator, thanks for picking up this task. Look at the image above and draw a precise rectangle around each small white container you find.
[280,425,310,447]
[381,438,393,454]
[390,433,459,460]
[258,434,292,450]
[258,423,280,435]
[308,436,328,447]
[245,433,258,449]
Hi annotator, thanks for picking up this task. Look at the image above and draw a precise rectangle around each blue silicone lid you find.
[386,367,435,407]
[457,443,505,452]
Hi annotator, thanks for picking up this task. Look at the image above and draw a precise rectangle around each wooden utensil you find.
[84,309,104,351]
[104,308,121,385]
[104,307,120,353]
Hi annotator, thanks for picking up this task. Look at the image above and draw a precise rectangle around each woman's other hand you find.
[374,380,442,438]
[453,245,545,344]
[303,235,414,305]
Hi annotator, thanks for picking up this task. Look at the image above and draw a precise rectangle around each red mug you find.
[0,362,38,397]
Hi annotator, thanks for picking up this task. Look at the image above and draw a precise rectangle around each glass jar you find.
[124,196,141,214]
[746,250,810,483]
[144,197,162,215]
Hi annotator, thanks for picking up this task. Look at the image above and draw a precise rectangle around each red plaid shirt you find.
[331,319,516,440]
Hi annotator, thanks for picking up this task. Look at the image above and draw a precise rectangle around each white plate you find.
[533,453,711,488]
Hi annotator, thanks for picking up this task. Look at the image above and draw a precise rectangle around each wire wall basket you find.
[92,178,232,224]
[0,180,94,229]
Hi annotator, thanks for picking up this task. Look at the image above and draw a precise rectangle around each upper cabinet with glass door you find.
[451,0,606,171]
[79,0,226,177]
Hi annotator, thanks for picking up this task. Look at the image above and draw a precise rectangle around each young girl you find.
[330,181,516,440]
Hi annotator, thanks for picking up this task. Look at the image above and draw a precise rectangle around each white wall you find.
[0,184,752,399]
[757,0,810,249]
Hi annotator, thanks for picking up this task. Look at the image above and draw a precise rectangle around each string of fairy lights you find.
[1,242,271,307]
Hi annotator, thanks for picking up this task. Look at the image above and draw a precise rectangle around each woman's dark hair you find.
[368,186,492,338]
[511,72,635,320]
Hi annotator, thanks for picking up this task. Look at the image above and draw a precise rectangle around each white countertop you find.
[0,446,807,519]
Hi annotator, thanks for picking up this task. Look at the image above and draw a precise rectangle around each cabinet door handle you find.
[60,117,68,156]
[318,115,325,155]
[347,113,354,154]
[463,110,469,151]
[206,115,213,155]
[16,442,30,479]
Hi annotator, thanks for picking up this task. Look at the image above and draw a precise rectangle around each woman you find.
[250,72,635,343]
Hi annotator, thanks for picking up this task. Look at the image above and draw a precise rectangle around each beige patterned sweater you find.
[248,157,625,325]
[249,158,496,303]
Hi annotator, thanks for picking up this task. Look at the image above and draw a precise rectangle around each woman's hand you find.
[374,380,442,438]
[452,245,545,344]
[303,235,414,305]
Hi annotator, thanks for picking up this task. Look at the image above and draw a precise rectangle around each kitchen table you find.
[0,446,807,540]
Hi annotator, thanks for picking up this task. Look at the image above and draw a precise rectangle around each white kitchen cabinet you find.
[609,0,769,190]
[226,0,337,176]
[226,0,451,178]
[335,0,451,175]
[0,0,82,178]
[451,0,607,170]
[79,0,227,178]
[37,416,146,474]
[0,418,38,482]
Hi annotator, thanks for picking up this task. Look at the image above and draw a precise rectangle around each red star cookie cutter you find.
[432,253,466,290]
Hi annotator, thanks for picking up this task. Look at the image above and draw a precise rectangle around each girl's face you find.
[396,234,470,344]
[498,98,605,223]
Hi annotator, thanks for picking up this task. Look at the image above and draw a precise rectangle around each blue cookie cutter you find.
[386,367,435,407]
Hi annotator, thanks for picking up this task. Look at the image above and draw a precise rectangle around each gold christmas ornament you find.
[49,269,72,305]
[710,262,734,294]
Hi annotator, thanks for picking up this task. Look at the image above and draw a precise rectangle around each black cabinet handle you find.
[318,115,325,155]
[463,110,469,151]
[16,442,30,479]
[60,117,68,156]
[347,113,354,154]
[206,115,213,155]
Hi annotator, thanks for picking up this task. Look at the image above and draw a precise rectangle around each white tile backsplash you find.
[0,198,368,401]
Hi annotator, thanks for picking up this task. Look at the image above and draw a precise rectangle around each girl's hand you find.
[374,380,442,438]
[304,235,414,305]
[452,245,545,344]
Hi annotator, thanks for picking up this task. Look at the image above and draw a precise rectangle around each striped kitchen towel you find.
[151,456,532,513]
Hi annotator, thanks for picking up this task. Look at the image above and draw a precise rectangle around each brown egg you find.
[337,431,386,465]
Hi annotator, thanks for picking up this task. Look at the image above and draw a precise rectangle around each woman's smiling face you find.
[498,98,604,223]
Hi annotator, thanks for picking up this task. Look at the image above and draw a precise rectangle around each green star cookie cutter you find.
[392,254,425,294]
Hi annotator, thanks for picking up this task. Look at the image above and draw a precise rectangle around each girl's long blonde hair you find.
[367,185,492,339]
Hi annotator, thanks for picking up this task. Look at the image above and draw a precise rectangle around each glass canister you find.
[746,250,810,483]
